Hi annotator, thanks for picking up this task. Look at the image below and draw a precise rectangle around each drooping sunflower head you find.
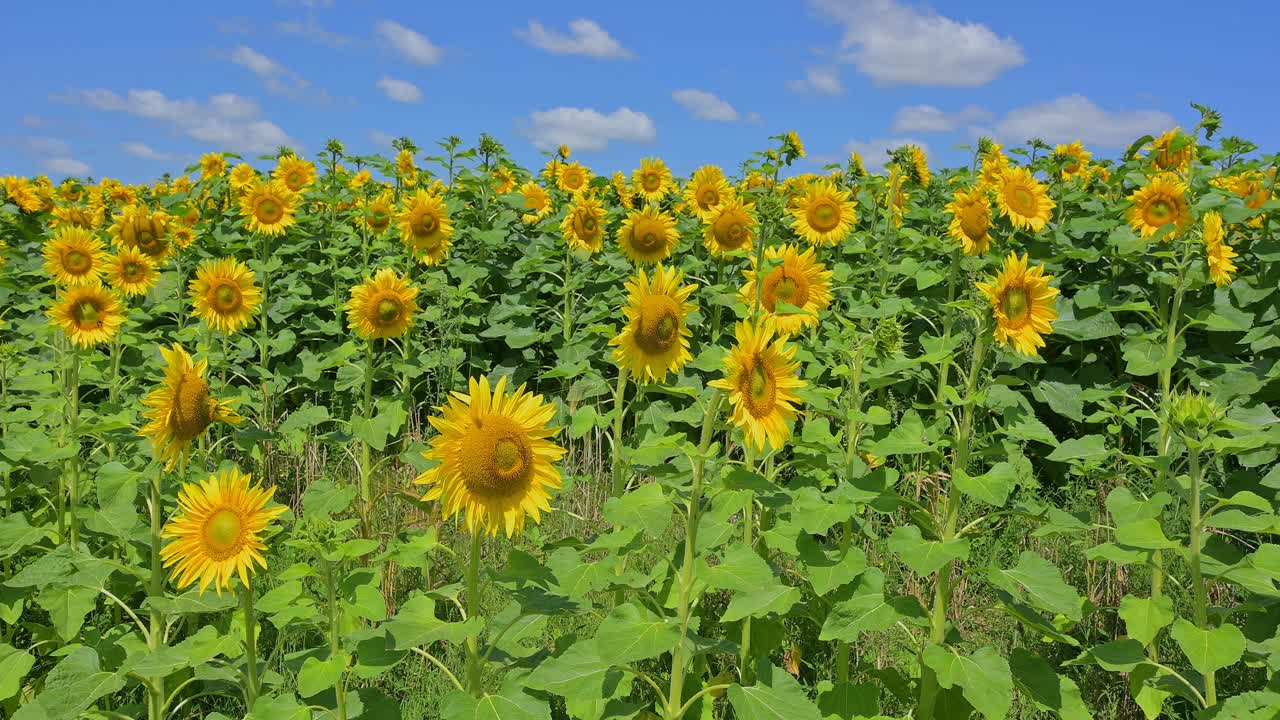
[708,318,806,453]
[140,344,242,470]
[346,268,420,339]
[977,144,1009,190]
[618,205,679,264]
[363,190,395,234]
[107,247,159,297]
[609,264,698,383]
[200,153,227,180]
[995,167,1055,233]
[414,374,566,538]
[239,180,298,237]
[847,151,867,179]
[51,203,103,231]
[946,186,993,256]
[741,244,833,336]
[975,252,1059,357]
[906,145,930,188]
[48,284,126,348]
[396,149,418,182]
[1201,211,1237,287]
[783,131,806,160]
[110,204,173,259]
[229,163,258,192]
[557,144,571,160]
[273,155,316,193]
[685,166,731,220]
[562,195,607,253]
[1147,129,1193,172]
[556,162,592,194]
[1054,141,1092,181]
[632,158,673,202]
[493,166,517,195]
[161,467,284,595]
[790,179,857,246]
[1126,173,1190,241]
[189,258,263,334]
[397,190,454,265]
[348,169,372,191]
[43,227,108,286]
[518,181,552,225]
[703,196,757,255]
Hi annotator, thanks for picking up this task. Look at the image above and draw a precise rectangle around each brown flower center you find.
[204,509,243,553]
[459,416,533,497]
[172,371,213,439]
[1000,286,1031,324]
[741,356,777,418]
[807,200,840,233]
[634,295,681,354]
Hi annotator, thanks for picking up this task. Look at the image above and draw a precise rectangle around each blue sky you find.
[3,0,1277,183]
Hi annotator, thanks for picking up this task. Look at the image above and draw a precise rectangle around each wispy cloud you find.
[519,107,655,151]
[787,66,844,96]
[672,89,740,122]
[516,19,633,59]
[376,20,441,65]
[376,77,423,104]
[73,88,297,155]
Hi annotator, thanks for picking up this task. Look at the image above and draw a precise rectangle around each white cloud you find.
[812,0,1024,87]
[787,66,843,96]
[376,20,441,65]
[227,46,326,102]
[516,19,632,59]
[22,136,71,157]
[376,77,423,104]
[994,95,1175,148]
[276,18,351,47]
[825,137,929,172]
[369,130,395,148]
[43,157,90,176]
[891,104,993,134]
[671,89,739,122]
[14,135,90,177]
[20,114,44,129]
[122,142,176,161]
[519,107,655,152]
[75,88,296,155]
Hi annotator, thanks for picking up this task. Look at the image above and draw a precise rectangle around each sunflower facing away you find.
[239,180,298,237]
[618,205,679,264]
[1214,171,1271,226]
[1055,141,1092,181]
[161,467,284,595]
[562,195,607,253]
[273,155,316,192]
[1127,173,1190,240]
[396,149,418,185]
[363,190,394,234]
[110,204,173,259]
[493,166,517,195]
[200,152,227,180]
[977,144,1009,191]
[189,258,262,334]
[107,247,159,297]
[790,179,857,246]
[140,344,241,470]
[43,227,108,286]
[346,268,420,339]
[397,190,454,264]
[710,319,806,453]
[1201,211,1238,287]
[976,252,1059,357]
[632,158,674,202]
[518,181,553,225]
[51,203,102,231]
[704,197,757,255]
[556,162,592,194]
[995,167,1055,233]
[414,374,566,538]
[946,186,993,256]
[48,285,126,348]
[609,264,697,383]
[685,166,731,220]
[741,245,833,336]
[1147,129,1192,172]
[906,145,931,188]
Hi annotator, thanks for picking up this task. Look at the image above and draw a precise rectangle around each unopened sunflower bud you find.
[1166,390,1226,439]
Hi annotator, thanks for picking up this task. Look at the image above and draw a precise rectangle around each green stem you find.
[739,488,755,681]
[359,342,375,540]
[609,368,631,500]
[107,338,122,460]
[148,465,166,720]
[242,577,261,707]
[1188,445,1215,706]
[67,350,81,547]
[465,531,483,696]
[934,249,962,418]
[324,560,348,720]
[563,246,574,341]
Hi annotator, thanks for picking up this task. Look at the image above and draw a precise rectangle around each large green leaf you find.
[601,482,672,537]
[593,603,680,665]
[953,463,1018,507]
[987,551,1083,621]
[441,688,551,719]
[0,643,35,702]
[1169,619,1245,676]
[1117,595,1174,647]
[1009,649,1092,720]
[819,569,897,642]
[727,663,822,720]
[888,526,969,576]
[922,644,1013,720]
[383,594,483,650]
[12,647,124,720]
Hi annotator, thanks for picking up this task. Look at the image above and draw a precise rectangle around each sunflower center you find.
[641,172,661,192]
[960,204,989,240]
[1009,186,1036,215]
[715,213,749,250]
[635,295,681,353]
[286,172,304,190]
[808,201,840,233]
[1063,161,1080,174]
[72,300,101,328]
[741,356,777,419]
[459,416,534,497]
[172,371,213,438]
[414,212,438,236]
[376,298,403,326]
[1000,287,1031,323]
[563,173,583,190]
[1146,199,1172,226]
[763,268,810,312]
[204,509,243,552]
[64,250,90,274]
[700,188,719,207]
[574,210,599,238]
[213,283,242,313]
[123,261,144,282]
[256,198,283,224]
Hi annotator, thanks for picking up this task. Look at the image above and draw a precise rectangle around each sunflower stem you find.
[933,248,963,421]
[67,348,81,547]
[359,341,375,541]
[323,558,349,720]
[147,464,166,720]
[609,367,631,501]
[242,577,261,708]
[107,337,123,461]
[464,531,484,696]
[562,245,574,341]
[1186,443,1217,706]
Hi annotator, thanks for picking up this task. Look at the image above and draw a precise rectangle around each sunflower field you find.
[2,108,1280,720]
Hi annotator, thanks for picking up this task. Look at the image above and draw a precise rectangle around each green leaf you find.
[922,644,1013,720]
[866,410,934,457]
[1117,596,1174,647]
[245,694,311,720]
[1168,619,1245,676]
[524,641,611,697]
[298,655,347,698]
[0,643,35,702]
[817,680,880,720]
[987,551,1083,621]
[12,647,125,720]
[1009,649,1093,720]
[953,463,1017,507]
[601,482,672,537]
[441,688,551,720]
[722,582,802,623]
[384,593,483,650]
[301,478,356,518]
[1114,519,1179,550]
[727,664,822,720]
[796,535,867,597]
[888,526,969,576]
[593,603,681,665]
[819,569,898,642]
[36,584,98,641]
[1046,435,1108,464]
[705,545,779,592]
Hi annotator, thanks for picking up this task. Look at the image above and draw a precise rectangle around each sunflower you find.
[397,190,453,264]
[349,169,372,191]
[58,179,83,202]
[273,155,316,192]
[493,166,517,194]
[189,258,262,334]
[977,144,1009,190]
[906,145,930,187]
[3,176,44,213]
[396,149,418,185]
[414,375,566,538]
[0,239,7,271]
[848,151,867,179]
[110,204,173,259]
[783,131,806,159]
[106,247,159,297]
[632,158,673,202]
[741,245,832,336]
[48,284,126,348]
[609,265,697,383]
[230,163,257,192]
[171,176,193,194]
[239,180,298,237]
[562,195,607,253]
[1126,173,1190,240]
[685,166,731,220]
[946,186,993,255]
[1215,172,1271,226]
[995,167,1055,233]
[790,179,857,246]
[1055,141,1092,181]
[43,227,108,286]
[618,205,679,264]
[1147,129,1192,172]
[557,144,571,160]
[51,204,102,231]
[518,181,552,225]
[1201,211,1238,287]
[346,268,419,339]
[363,190,394,234]
[140,344,242,470]
[172,227,195,249]
[704,197,758,255]
[556,162,592,195]
[976,252,1059,357]
[161,467,284,595]
[887,167,911,228]
[200,153,227,180]
[709,319,806,453]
